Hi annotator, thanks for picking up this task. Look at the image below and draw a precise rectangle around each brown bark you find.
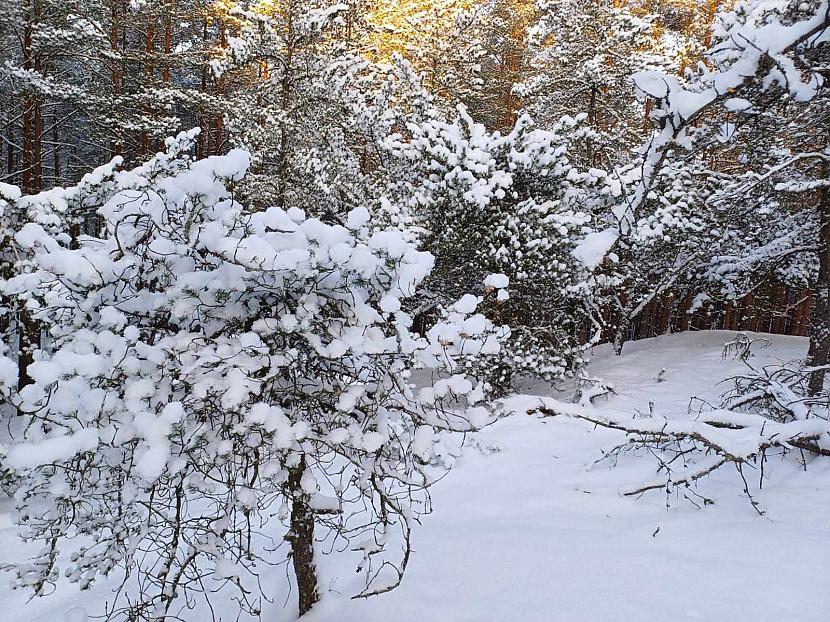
[287,456,319,616]
[33,93,42,189]
[162,0,173,83]
[18,3,42,385]
[703,1,722,50]
[197,16,208,159]
[807,166,830,395]
[658,296,672,335]
[140,20,156,155]
[723,303,735,331]
[772,285,787,334]
[17,305,40,390]
[110,0,123,157]
[586,86,597,165]
[5,127,14,182]
[213,115,223,157]
[793,289,813,335]
[677,294,692,331]
[51,116,59,183]
[275,11,295,209]
[740,292,754,331]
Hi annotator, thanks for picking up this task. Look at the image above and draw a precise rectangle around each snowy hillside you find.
[3,330,827,622]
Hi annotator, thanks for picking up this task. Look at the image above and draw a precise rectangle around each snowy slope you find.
[2,331,828,622]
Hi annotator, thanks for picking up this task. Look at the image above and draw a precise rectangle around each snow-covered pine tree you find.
[0,0,228,188]
[361,0,489,112]
[586,155,726,354]
[388,104,618,389]
[210,0,436,228]
[619,0,829,382]
[0,182,23,406]
[459,0,535,131]
[515,0,666,167]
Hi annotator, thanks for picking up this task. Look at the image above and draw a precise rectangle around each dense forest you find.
[0,1,827,621]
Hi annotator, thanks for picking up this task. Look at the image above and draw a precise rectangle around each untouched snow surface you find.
[1,331,828,621]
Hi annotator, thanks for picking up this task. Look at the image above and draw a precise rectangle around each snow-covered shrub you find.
[0,183,23,398]
[389,106,617,390]
[0,130,506,619]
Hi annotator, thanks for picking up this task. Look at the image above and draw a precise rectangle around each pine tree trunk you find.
[18,1,41,389]
[162,0,172,83]
[5,126,14,182]
[613,316,630,355]
[613,296,634,355]
[288,456,319,616]
[22,4,37,194]
[141,20,155,156]
[52,116,60,184]
[110,0,123,157]
[276,16,295,209]
[586,85,596,165]
[807,165,830,396]
[197,16,208,159]
[33,91,42,190]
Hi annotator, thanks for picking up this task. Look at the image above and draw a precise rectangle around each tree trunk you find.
[21,3,39,195]
[807,165,830,396]
[586,85,596,165]
[162,0,172,83]
[52,114,60,184]
[613,314,630,355]
[275,16,295,209]
[110,0,123,158]
[17,305,40,390]
[703,0,721,49]
[6,126,16,184]
[197,16,208,159]
[140,19,155,156]
[288,456,319,616]
[18,0,41,390]
[32,94,42,190]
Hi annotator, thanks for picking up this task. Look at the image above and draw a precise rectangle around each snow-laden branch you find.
[621,1,830,229]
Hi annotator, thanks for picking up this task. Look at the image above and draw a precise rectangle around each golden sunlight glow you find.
[362,0,476,61]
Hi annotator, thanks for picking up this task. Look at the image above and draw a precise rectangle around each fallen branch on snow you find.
[500,394,830,508]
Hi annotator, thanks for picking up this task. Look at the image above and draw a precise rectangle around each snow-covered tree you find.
[0,182,22,404]
[459,0,535,130]
[581,154,731,354]
[0,129,507,618]
[622,0,829,386]
[0,0,231,190]
[515,0,667,166]
[362,0,490,110]
[389,105,618,388]
[211,1,436,226]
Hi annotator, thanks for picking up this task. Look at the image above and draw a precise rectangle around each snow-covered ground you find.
[2,331,828,621]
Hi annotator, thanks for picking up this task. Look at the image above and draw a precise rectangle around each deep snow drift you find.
[2,331,828,621]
